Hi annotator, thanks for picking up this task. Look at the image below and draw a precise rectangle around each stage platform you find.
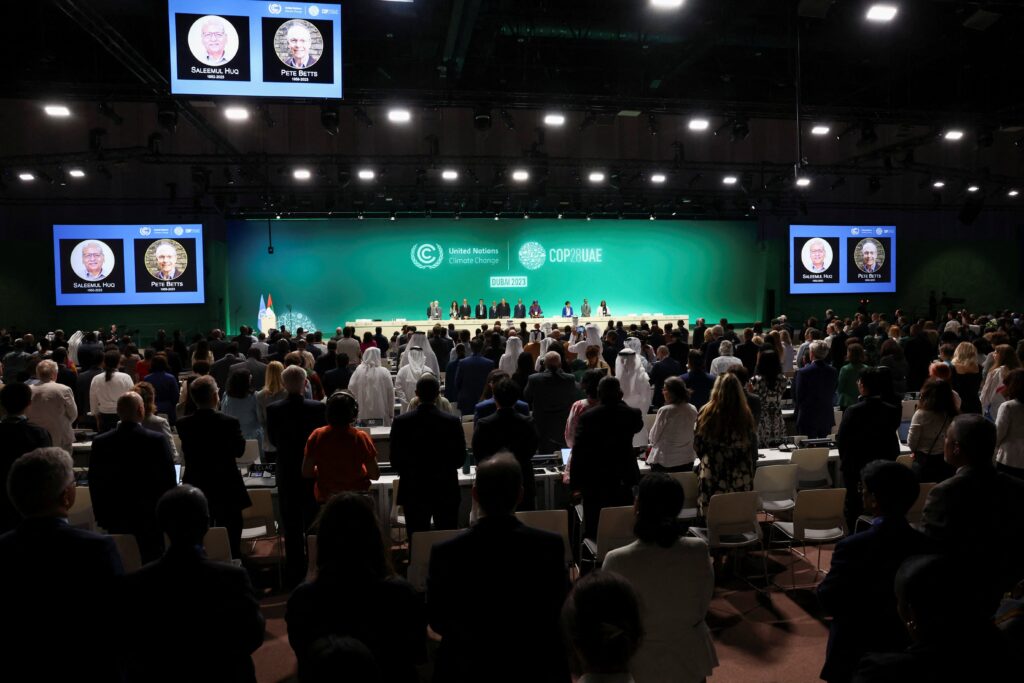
[345,314,690,337]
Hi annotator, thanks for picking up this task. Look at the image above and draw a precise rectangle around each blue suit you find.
[793,359,838,438]
[473,397,530,423]
[561,306,574,318]
[455,354,495,416]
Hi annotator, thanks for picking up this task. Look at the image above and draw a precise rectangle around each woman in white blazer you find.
[603,473,718,683]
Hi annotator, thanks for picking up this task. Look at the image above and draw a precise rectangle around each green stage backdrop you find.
[226,219,764,333]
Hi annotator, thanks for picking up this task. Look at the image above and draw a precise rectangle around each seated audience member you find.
[0,448,123,681]
[852,555,1012,683]
[525,351,579,454]
[709,339,743,376]
[302,391,379,502]
[0,384,52,532]
[90,349,135,432]
[177,375,250,558]
[472,379,540,509]
[603,473,718,683]
[647,376,698,472]
[25,360,77,453]
[134,381,179,461]
[694,373,758,517]
[837,368,902,529]
[474,370,530,422]
[793,340,838,438]
[287,493,423,683]
[390,375,465,535]
[347,347,396,426]
[907,379,958,483]
[921,414,1024,606]
[682,349,715,411]
[817,461,931,683]
[995,368,1024,479]
[89,392,176,563]
[428,453,568,683]
[562,570,644,683]
[121,486,265,683]
[571,376,643,539]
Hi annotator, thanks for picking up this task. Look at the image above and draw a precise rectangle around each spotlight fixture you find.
[390,212,397,221]
[321,106,340,135]
[543,113,565,127]
[722,175,738,185]
[967,185,980,193]
[650,173,667,184]
[511,169,529,182]
[588,171,606,183]
[44,104,70,117]
[1009,190,1020,197]
[357,169,375,181]
[731,118,750,142]
[811,124,830,136]
[441,169,459,181]
[688,118,710,131]
[649,214,656,221]
[650,0,685,8]
[224,107,249,121]
[866,4,898,22]
[796,177,812,187]
[943,129,964,141]
[500,109,515,130]
[932,180,945,189]
[18,172,35,181]
[293,168,312,180]
[648,113,659,136]
[68,169,86,178]
[387,108,411,123]
[473,106,492,131]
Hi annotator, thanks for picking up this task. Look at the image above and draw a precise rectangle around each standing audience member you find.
[287,493,424,683]
[694,373,758,517]
[709,340,743,376]
[748,349,787,447]
[0,448,123,682]
[837,344,868,410]
[877,340,909,397]
[336,327,362,365]
[794,341,839,438]
[428,453,569,683]
[25,359,77,453]
[255,361,288,462]
[222,369,263,450]
[472,379,540,509]
[348,347,396,426]
[134,381,178,461]
[0,384,52,532]
[907,379,958,483]
[837,368,902,529]
[525,351,579,454]
[646,377,698,473]
[234,347,269,391]
[390,375,465,535]
[90,349,134,432]
[177,375,250,558]
[649,346,682,409]
[266,365,327,587]
[302,391,380,503]
[562,571,644,683]
[565,369,603,450]
[121,486,265,683]
[949,341,983,414]
[89,392,176,563]
[617,347,654,419]
[473,370,529,422]
[454,339,495,417]
[817,461,930,683]
[603,473,717,683]
[995,368,1024,479]
[682,349,715,411]
[571,376,643,539]
[981,344,1021,419]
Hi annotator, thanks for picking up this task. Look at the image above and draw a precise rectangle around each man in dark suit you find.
[177,375,250,558]
[454,339,495,416]
[701,325,724,371]
[488,301,499,318]
[74,353,104,428]
[903,324,935,393]
[122,486,265,683]
[472,379,540,509]
[524,351,579,454]
[89,392,176,562]
[0,383,52,533]
[390,375,466,534]
[76,331,104,373]
[321,353,353,396]
[232,325,255,354]
[735,328,759,376]
[793,341,839,438]
[266,366,326,586]
[513,299,527,318]
[570,376,643,539]
[837,368,902,529]
[429,326,454,365]
[921,414,1024,606]
[497,298,511,318]
[817,461,931,683]
[0,447,123,682]
[475,298,488,319]
[649,346,682,409]
[231,347,268,391]
[458,298,472,320]
[428,453,568,683]
[211,342,245,392]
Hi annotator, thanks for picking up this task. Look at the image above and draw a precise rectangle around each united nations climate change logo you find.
[518,241,546,270]
[411,243,444,269]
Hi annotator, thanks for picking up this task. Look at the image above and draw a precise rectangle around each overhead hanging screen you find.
[168,0,343,99]
[789,224,896,295]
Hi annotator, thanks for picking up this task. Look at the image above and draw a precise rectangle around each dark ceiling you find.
[2,0,1023,220]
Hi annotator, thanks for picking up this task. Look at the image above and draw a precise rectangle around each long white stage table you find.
[346,315,690,338]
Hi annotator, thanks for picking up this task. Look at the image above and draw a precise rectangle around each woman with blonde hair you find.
[693,373,757,516]
[779,328,796,373]
[981,344,1022,419]
[256,360,287,461]
[950,341,982,414]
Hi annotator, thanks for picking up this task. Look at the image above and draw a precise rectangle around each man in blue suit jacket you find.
[793,341,838,438]
[455,339,495,416]
[817,460,931,683]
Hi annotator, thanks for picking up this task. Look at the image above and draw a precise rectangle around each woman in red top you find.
[302,391,380,503]
[360,331,379,354]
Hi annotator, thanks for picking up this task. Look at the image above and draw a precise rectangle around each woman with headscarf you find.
[399,331,441,377]
[348,347,396,426]
[617,348,654,447]
[395,346,432,409]
[498,335,524,376]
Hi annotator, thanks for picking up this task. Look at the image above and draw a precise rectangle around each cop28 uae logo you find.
[518,241,546,270]
[410,243,444,269]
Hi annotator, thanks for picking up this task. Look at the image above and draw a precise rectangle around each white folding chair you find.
[688,491,768,587]
[68,486,96,531]
[789,448,832,489]
[239,439,261,466]
[407,529,464,591]
[668,471,700,521]
[754,464,799,520]
[516,509,574,567]
[770,488,846,588]
[109,533,142,574]
[582,506,635,565]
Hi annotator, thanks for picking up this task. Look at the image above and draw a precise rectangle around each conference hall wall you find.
[225,218,765,333]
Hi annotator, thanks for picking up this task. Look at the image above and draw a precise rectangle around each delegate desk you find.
[346,314,690,339]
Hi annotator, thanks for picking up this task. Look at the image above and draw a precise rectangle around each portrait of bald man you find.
[281,22,319,69]
[150,240,185,281]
